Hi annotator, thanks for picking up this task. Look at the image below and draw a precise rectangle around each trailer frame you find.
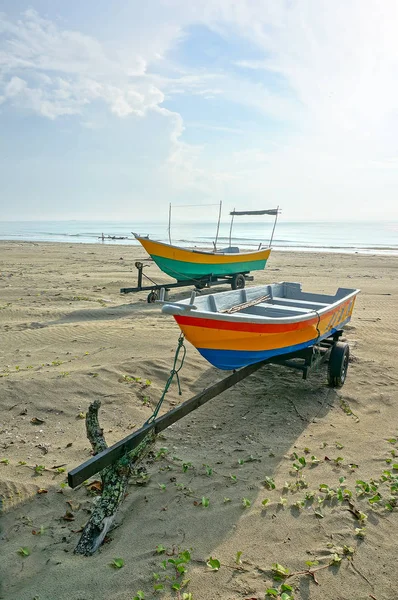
[68,330,348,488]
[120,261,254,302]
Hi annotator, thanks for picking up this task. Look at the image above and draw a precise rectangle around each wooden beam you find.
[68,423,154,488]
[68,359,268,488]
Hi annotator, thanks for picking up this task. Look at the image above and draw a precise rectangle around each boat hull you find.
[173,296,357,370]
[135,236,271,281]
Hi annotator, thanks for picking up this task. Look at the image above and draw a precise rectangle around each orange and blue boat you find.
[133,207,280,287]
[162,282,360,370]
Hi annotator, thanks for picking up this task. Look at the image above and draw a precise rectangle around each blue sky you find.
[1,1,398,221]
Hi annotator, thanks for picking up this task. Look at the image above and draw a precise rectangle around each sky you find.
[1,0,398,222]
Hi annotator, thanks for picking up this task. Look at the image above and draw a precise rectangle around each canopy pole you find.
[269,205,279,247]
[229,208,235,247]
[168,203,172,245]
[214,200,222,251]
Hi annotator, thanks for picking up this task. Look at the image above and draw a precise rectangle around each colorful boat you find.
[133,207,279,287]
[133,234,272,283]
[162,282,360,370]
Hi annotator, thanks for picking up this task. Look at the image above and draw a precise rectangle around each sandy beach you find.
[1,240,398,600]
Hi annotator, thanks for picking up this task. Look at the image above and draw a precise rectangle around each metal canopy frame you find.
[168,203,280,251]
[228,206,281,249]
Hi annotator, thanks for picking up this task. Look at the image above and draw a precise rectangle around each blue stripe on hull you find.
[197,324,349,370]
[197,339,317,370]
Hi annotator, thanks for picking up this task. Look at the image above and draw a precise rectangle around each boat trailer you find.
[68,329,350,554]
[69,330,348,489]
[120,261,254,303]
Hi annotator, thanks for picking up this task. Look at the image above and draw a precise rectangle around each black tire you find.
[147,290,159,303]
[327,342,349,388]
[231,273,246,290]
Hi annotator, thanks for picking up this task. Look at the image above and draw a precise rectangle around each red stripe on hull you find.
[175,314,319,333]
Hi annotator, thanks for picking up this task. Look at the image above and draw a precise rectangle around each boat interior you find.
[188,282,357,319]
[216,246,240,254]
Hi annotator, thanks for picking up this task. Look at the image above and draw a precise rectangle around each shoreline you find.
[1,238,398,257]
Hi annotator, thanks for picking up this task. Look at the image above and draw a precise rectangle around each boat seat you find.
[272,297,328,308]
[241,303,314,316]
[260,302,314,314]
[218,246,240,254]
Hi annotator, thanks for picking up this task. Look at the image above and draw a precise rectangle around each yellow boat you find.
[133,207,279,289]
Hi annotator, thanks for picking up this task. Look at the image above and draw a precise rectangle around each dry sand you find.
[1,240,398,600]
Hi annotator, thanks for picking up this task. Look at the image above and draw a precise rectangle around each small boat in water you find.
[162,282,360,370]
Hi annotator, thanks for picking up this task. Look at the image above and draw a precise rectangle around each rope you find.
[312,310,322,370]
[141,269,165,287]
[314,310,321,344]
[145,334,186,425]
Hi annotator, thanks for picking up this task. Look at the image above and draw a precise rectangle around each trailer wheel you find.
[327,342,349,388]
[231,273,246,290]
[147,290,159,303]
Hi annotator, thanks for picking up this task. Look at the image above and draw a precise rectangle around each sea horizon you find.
[0,219,397,256]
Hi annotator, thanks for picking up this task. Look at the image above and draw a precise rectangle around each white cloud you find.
[158,0,398,218]
[1,2,398,220]
[0,9,144,77]
[188,122,244,134]
[222,1,398,146]
[5,75,27,96]
[0,8,200,188]
[0,9,164,119]
[233,60,271,70]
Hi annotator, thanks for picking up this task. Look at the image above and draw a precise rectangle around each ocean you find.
[0,220,397,255]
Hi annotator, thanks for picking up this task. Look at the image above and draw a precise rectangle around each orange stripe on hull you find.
[174,298,356,352]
